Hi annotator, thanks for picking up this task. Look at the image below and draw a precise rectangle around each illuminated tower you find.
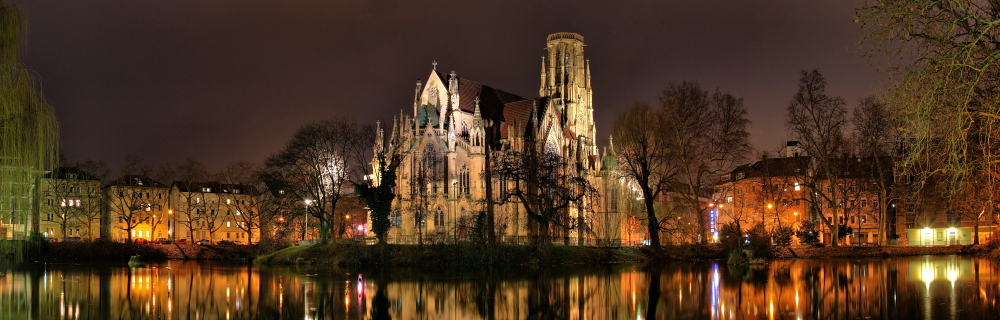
[539,32,595,154]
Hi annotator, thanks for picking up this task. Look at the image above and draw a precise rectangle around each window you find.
[226,221,231,227]
[202,187,211,192]
[391,209,402,227]
[434,208,445,227]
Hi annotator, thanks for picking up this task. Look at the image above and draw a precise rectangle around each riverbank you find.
[254,243,647,267]
[773,244,990,259]
[29,242,256,262]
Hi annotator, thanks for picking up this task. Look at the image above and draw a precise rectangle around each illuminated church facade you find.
[377,32,629,245]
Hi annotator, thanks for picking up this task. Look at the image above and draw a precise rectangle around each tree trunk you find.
[484,132,496,248]
[535,220,552,261]
[642,186,661,254]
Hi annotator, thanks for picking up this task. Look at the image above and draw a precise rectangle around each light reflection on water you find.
[0,255,998,319]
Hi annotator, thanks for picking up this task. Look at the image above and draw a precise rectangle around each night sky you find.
[11,0,885,171]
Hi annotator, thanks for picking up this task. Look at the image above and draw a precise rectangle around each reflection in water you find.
[0,255,998,319]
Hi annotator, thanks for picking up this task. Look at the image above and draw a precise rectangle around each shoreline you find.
[774,244,989,259]
[17,241,998,265]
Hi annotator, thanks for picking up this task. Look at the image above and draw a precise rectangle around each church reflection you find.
[0,256,999,319]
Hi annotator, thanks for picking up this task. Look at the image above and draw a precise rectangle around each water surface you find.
[1,255,997,319]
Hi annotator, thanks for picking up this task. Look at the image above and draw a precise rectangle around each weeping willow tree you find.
[0,3,60,261]
[857,1,1000,244]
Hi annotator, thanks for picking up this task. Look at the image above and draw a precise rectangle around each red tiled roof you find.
[501,99,535,139]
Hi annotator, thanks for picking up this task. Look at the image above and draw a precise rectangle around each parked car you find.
[154,238,173,244]
[217,240,235,246]
[233,240,244,245]
[64,237,82,243]
[196,239,212,245]
[175,238,188,244]
[134,238,149,244]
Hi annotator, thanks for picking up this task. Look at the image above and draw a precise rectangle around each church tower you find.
[539,32,595,155]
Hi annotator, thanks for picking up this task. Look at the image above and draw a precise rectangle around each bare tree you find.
[786,69,849,246]
[492,145,597,259]
[659,82,753,244]
[612,102,675,254]
[851,96,898,244]
[171,158,210,242]
[75,160,109,240]
[267,118,368,243]
[218,161,281,245]
[106,156,168,242]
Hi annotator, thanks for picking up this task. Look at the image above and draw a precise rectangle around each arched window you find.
[391,209,401,227]
[459,165,470,195]
[434,207,445,227]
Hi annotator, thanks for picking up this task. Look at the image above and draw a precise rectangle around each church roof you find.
[501,99,536,139]
[434,71,527,124]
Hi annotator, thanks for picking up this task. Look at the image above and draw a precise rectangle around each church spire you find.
[608,135,614,155]
[473,96,483,126]
[413,80,422,119]
[539,56,547,96]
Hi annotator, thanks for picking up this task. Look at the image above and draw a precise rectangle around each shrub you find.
[746,223,773,258]
[795,220,821,245]
[773,225,794,247]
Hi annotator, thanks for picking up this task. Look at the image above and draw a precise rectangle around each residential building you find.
[169,181,258,244]
[38,167,102,240]
[103,175,170,242]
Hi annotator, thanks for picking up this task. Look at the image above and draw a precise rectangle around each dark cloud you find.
[12,0,884,171]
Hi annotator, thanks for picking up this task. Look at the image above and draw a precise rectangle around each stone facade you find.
[378,32,626,245]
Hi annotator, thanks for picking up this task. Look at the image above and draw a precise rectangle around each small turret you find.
[470,97,485,155]
[413,80,422,119]
[539,56,547,96]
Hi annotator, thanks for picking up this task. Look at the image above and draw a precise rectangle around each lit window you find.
[226,221,231,227]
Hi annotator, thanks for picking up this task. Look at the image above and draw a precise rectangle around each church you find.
[378,32,627,245]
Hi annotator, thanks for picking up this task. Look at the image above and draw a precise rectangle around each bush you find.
[773,225,794,247]
[795,220,821,245]
[746,223,773,258]
[719,221,744,253]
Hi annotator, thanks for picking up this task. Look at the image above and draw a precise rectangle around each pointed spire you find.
[473,96,483,126]
[608,135,615,155]
[449,70,458,95]
[540,56,547,96]
[374,120,384,154]
[391,116,399,144]
[432,60,437,71]
[414,80,422,117]
[585,59,591,89]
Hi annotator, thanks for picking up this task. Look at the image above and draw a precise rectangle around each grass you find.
[255,243,646,267]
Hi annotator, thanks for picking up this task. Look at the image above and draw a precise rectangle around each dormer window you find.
[202,187,211,192]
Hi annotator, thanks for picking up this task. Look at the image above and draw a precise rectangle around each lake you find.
[1,255,998,319]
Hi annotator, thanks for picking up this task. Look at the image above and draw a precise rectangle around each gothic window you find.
[434,208,445,227]
[391,209,402,227]
[459,165,470,195]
